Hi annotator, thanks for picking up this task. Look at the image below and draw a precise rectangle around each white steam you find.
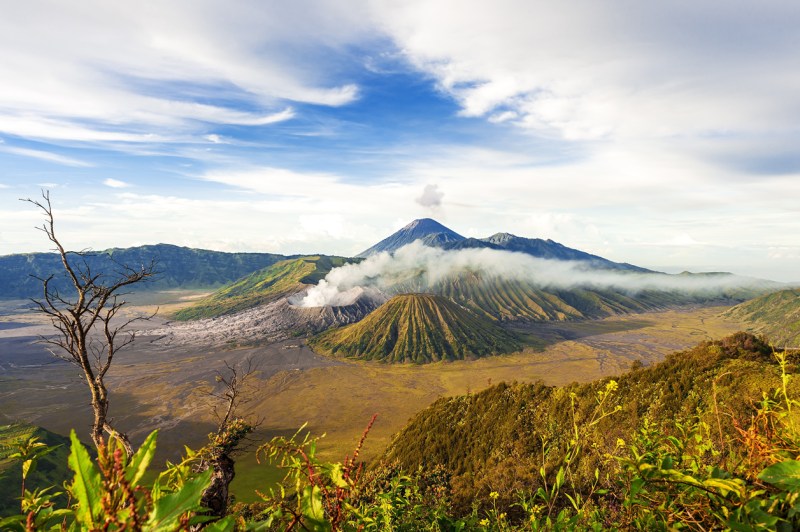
[296,241,771,308]
[416,184,444,208]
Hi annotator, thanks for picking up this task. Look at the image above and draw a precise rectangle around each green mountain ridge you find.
[724,288,800,347]
[172,255,353,321]
[308,293,523,363]
[382,332,793,512]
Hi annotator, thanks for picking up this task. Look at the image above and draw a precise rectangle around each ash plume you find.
[416,184,444,208]
[296,241,771,308]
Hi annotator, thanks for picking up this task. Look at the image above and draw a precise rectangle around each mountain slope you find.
[724,288,800,347]
[389,270,738,322]
[172,255,352,321]
[308,293,522,363]
[382,332,790,512]
[357,219,464,257]
[0,244,286,299]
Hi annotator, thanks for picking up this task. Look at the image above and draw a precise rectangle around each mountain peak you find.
[484,232,518,244]
[357,219,465,257]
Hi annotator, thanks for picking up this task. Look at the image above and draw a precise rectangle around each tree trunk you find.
[200,454,236,518]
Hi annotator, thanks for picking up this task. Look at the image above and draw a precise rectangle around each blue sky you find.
[0,1,799,281]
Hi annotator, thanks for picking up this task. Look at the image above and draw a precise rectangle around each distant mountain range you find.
[0,244,288,299]
[0,218,652,300]
[358,218,651,272]
[1,218,781,366]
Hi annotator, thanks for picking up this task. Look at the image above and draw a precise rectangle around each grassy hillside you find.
[382,332,795,513]
[0,423,73,516]
[172,255,352,320]
[308,293,522,363]
[724,288,800,348]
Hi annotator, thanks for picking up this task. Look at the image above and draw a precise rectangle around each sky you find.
[0,1,798,281]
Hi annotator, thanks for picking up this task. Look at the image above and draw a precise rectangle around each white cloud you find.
[0,1,372,144]
[103,178,131,189]
[0,145,92,167]
[373,1,800,141]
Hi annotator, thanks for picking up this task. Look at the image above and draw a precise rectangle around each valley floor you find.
[0,293,746,502]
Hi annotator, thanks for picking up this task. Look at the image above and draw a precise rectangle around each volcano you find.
[308,293,522,363]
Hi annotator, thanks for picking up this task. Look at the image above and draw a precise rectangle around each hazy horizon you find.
[1,2,798,281]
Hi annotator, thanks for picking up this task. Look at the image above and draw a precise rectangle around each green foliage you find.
[173,256,352,320]
[383,333,800,516]
[309,293,522,363]
[2,429,215,531]
[0,424,72,517]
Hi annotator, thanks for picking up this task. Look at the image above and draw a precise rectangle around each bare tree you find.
[196,359,258,518]
[22,191,157,456]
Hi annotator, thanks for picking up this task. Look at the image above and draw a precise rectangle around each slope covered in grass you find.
[725,288,800,348]
[172,255,351,320]
[308,293,522,363]
[382,332,794,512]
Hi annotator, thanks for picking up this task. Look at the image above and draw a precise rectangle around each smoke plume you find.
[416,184,444,208]
[296,241,771,308]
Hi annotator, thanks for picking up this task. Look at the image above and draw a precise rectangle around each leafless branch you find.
[20,190,158,456]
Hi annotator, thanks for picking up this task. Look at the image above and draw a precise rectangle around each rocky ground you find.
[149,295,383,347]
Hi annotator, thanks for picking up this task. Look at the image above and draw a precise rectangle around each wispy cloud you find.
[0,145,92,167]
[0,1,369,147]
[375,1,800,141]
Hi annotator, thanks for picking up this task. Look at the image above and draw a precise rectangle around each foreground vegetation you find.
[4,332,800,530]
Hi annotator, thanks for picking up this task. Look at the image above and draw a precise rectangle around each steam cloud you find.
[416,184,444,208]
[296,241,770,308]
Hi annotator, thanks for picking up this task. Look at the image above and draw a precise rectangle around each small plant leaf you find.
[126,429,158,486]
[204,516,236,532]
[146,468,211,530]
[300,485,331,532]
[758,460,800,491]
[67,430,102,527]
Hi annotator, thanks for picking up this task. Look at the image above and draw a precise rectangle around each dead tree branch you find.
[21,190,158,456]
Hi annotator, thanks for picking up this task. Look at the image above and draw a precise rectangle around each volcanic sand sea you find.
[0,292,747,500]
